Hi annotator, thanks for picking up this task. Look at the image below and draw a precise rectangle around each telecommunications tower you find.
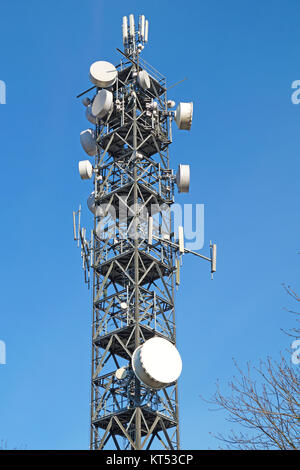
[74,14,217,450]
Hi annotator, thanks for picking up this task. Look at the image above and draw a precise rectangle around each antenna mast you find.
[74,14,216,450]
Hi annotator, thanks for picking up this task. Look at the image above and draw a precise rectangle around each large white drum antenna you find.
[78,160,93,180]
[131,337,182,390]
[175,102,193,130]
[89,61,117,88]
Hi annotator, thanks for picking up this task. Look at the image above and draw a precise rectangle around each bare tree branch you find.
[204,284,300,449]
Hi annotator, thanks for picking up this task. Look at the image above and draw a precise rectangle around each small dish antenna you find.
[167,100,176,108]
[115,366,128,381]
[175,102,193,130]
[82,97,91,107]
[80,129,97,156]
[176,164,190,193]
[85,104,97,124]
[87,192,107,217]
[78,160,93,180]
[131,337,182,389]
[89,61,117,88]
[137,69,151,90]
[87,191,95,213]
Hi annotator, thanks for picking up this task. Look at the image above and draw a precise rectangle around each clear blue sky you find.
[0,0,299,450]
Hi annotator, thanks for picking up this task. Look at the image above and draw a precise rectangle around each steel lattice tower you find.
[74,14,216,451]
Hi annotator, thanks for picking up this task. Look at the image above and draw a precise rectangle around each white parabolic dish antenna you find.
[80,129,97,156]
[175,102,193,130]
[89,61,117,88]
[92,89,113,119]
[132,337,182,390]
[87,191,95,213]
[78,160,93,180]
[176,164,190,193]
[137,69,151,90]
[87,192,108,217]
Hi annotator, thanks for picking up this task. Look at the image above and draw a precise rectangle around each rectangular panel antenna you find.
[139,15,145,41]
[148,216,153,245]
[211,243,217,273]
[122,16,128,44]
[178,226,184,253]
[145,20,149,43]
[129,14,135,38]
